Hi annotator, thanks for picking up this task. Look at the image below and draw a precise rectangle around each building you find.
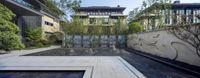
[72,6,127,34]
[0,0,62,39]
[133,0,200,31]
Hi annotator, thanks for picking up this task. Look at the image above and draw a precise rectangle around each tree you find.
[51,0,81,20]
[61,17,84,48]
[62,17,84,35]
[170,15,200,57]
[39,0,65,17]
[128,7,139,22]
[114,16,127,35]
[25,27,43,42]
[48,31,64,45]
[128,22,144,33]
[143,1,147,8]
[144,0,171,30]
[25,27,44,47]
[113,17,126,47]
[0,3,25,51]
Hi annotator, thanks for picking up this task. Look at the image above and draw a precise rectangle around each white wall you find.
[127,30,200,66]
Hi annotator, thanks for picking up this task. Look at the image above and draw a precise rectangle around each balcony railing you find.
[13,0,38,11]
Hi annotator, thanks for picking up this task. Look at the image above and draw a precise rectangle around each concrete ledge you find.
[118,57,146,78]
[0,66,92,78]
[0,56,146,78]
[0,46,60,58]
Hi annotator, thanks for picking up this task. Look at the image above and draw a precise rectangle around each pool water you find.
[0,71,84,78]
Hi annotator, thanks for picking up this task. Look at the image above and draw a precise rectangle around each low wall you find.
[127,30,200,66]
[65,35,126,48]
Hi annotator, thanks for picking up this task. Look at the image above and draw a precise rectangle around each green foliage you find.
[51,0,81,19]
[48,32,64,45]
[128,7,139,22]
[0,4,15,21]
[0,20,19,33]
[0,32,25,50]
[53,0,81,11]
[114,17,127,35]
[137,3,171,17]
[91,37,99,48]
[129,0,172,31]
[62,17,127,35]
[128,22,144,33]
[39,0,64,17]
[0,3,25,50]
[25,27,45,47]
[61,21,74,35]
[48,34,57,44]
[25,27,43,42]
[62,17,84,35]
[0,3,19,33]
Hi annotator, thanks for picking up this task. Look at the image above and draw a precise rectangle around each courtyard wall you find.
[127,30,200,66]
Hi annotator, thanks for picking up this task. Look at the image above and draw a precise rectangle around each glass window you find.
[102,18,109,24]
[186,10,191,15]
[105,12,108,15]
[99,12,102,15]
[186,10,193,23]
[180,10,184,15]
[45,21,53,26]
[14,0,35,9]
[165,16,170,24]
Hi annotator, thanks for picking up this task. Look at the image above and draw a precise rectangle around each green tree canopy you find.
[62,17,84,35]
[51,0,81,20]
[128,22,144,33]
[25,27,43,42]
[0,3,25,50]
[38,0,81,20]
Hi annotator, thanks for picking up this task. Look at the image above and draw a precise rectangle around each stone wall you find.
[42,15,60,33]
[127,30,200,66]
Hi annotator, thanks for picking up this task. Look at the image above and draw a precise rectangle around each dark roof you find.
[173,3,200,9]
[77,6,126,12]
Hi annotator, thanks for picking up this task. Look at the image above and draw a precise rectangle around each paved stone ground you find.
[0,46,146,78]
[25,48,199,78]
[0,46,60,58]
[0,56,145,78]
[0,71,84,78]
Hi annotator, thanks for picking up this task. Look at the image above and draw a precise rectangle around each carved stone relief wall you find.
[127,30,200,66]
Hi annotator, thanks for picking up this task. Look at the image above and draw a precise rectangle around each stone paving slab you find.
[0,46,60,58]
[0,56,146,78]
[0,66,92,78]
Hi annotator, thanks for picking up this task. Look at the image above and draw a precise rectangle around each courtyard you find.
[1,0,200,78]
[0,47,199,78]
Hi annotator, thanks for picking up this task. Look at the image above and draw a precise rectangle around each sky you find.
[81,0,200,15]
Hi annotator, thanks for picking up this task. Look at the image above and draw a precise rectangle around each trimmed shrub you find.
[48,32,64,45]
[0,3,25,51]
[0,32,25,50]
[25,27,45,47]
[25,27,43,42]
[128,22,144,33]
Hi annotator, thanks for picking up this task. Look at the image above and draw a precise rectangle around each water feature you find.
[65,35,126,48]
[0,71,84,78]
